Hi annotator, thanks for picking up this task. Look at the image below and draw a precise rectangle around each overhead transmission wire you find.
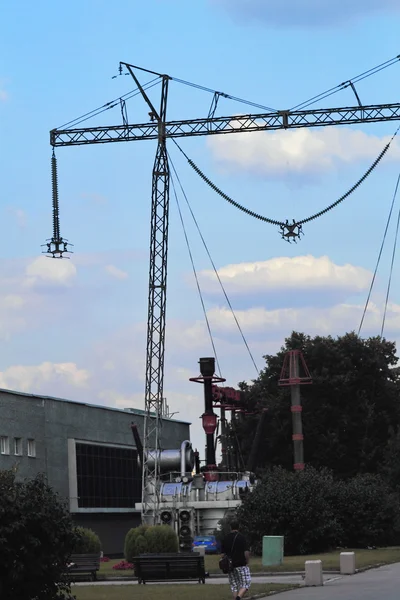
[168,149,260,376]
[171,76,277,113]
[55,53,400,134]
[171,54,400,115]
[57,77,161,130]
[169,171,223,378]
[358,173,400,336]
[381,175,400,338]
[290,54,400,111]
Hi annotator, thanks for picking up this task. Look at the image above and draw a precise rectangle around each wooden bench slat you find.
[133,553,206,584]
[65,553,101,582]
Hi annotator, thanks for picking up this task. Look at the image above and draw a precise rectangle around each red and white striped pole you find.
[278,350,312,472]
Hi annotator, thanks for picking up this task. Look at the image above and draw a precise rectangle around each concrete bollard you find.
[340,552,356,575]
[196,545,206,557]
[305,560,323,586]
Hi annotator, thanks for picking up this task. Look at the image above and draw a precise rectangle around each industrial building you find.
[0,388,190,555]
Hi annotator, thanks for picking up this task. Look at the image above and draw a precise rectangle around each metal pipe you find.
[130,422,144,466]
[194,450,200,475]
[220,405,226,469]
[204,377,216,467]
[246,408,268,472]
[181,440,191,477]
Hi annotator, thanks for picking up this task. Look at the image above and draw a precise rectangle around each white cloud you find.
[198,255,371,295]
[0,89,7,102]
[207,126,400,178]
[212,0,400,27]
[207,301,400,336]
[0,294,27,340]
[24,256,77,287]
[105,264,129,280]
[0,362,90,393]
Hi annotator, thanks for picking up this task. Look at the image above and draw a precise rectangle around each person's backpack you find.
[219,533,238,574]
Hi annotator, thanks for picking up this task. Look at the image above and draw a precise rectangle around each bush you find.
[125,525,178,562]
[237,466,342,555]
[236,466,400,556]
[0,469,78,600]
[73,526,102,554]
[334,473,400,548]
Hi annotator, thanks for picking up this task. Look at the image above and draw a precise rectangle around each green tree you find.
[232,332,400,478]
[0,469,78,600]
[236,466,341,555]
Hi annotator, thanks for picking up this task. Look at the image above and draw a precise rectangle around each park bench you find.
[66,553,100,581]
[133,552,206,584]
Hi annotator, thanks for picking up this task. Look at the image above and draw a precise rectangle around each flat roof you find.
[0,386,190,425]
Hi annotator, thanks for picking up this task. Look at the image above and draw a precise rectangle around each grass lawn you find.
[204,546,400,573]
[73,583,299,600]
[97,546,400,580]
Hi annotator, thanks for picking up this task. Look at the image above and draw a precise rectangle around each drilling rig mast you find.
[49,61,400,525]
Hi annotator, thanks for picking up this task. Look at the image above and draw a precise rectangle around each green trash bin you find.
[262,536,284,566]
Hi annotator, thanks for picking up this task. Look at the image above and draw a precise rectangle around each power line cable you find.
[381,174,400,338]
[171,77,277,112]
[57,78,161,130]
[170,171,223,377]
[168,151,260,376]
[172,54,400,114]
[290,54,400,111]
[358,174,400,335]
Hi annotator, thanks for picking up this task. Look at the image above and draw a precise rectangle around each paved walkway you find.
[261,563,400,600]
[72,573,334,587]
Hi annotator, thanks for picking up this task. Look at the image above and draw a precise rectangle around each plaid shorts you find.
[228,565,251,592]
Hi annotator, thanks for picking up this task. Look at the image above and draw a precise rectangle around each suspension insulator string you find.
[41,148,73,259]
[172,124,400,242]
[51,148,60,240]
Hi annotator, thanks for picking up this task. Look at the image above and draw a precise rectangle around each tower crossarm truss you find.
[51,103,400,146]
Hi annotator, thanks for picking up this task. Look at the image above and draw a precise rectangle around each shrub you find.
[125,524,178,562]
[73,526,102,554]
[236,466,342,555]
[124,525,149,562]
[0,469,78,600]
[236,466,400,556]
[334,473,400,548]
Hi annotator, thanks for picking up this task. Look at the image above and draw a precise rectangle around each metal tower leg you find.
[141,76,170,524]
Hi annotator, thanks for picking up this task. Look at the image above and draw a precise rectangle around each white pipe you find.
[180,440,191,478]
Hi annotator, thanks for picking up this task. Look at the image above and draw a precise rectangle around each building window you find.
[75,443,141,508]
[1,436,10,455]
[14,437,22,456]
[27,439,36,458]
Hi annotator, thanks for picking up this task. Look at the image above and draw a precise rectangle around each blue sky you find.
[1,0,400,453]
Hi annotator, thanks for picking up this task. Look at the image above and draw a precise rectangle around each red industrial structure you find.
[279,350,312,471]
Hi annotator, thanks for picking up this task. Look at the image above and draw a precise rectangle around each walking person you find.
[220,520,251,600]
